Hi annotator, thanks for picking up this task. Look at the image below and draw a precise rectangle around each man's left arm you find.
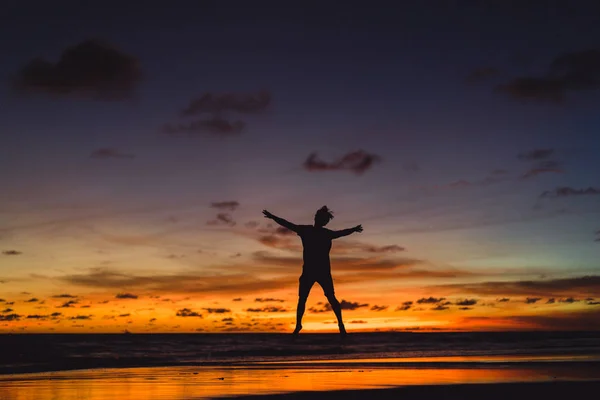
[330,224,363,239]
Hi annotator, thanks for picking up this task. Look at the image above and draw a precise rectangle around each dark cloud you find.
[58,300,79,308]
[244,221,259,229]
[496,49,600,103]
[207,213,236,227]
[245,306,288,313]
[90,148,135,159]
[182,91,271,116]
[222,317,234,322]
[2,308,14,313]
[0,299,4,302]
[255,298,285,303]
[149,318,157,322]
[26,314,49,319]
[163,117,245,136]
[559,297,580,304]
[13,39,142,100]
[466,67,500,83]
[525,297,542,304]
[432,304,450,311]
[176,308,203,318]
[115,293,138,299]
[233,298,243,301]
[52,294,77,298]
[119,313,130,317]
[517,149,555,161]
[455,299,478,306]
[349,320,368,324]
[210,201,240,211]
[459,307,473,310]
[396,301,413,311]
[0,314,21,321]
[25,298,39,303]
[338,300,369,311]
[497,298,510,302]
[69,315,92,320]
[416,297,446,304]
[303,150,381,175]
[540,187,600,198]
[370,305,389,311]
[50,312,62,318]
[2,250,22,255]
[202,308,231,314]
[546,298,556,304]
[521,167,564,179]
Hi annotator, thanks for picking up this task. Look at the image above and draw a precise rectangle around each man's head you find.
[314,206,334,227]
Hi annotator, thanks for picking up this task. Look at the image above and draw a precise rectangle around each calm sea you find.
[2,331,600,375]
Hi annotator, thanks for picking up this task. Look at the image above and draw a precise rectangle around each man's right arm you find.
[263,210,300,233]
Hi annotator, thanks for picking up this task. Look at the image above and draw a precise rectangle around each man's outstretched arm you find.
[330,224,363,239]
[263,210,299,233]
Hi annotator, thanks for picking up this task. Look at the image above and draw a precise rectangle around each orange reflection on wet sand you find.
[0,365,581,400]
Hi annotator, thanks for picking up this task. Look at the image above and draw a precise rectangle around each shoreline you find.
[224,381,600,400]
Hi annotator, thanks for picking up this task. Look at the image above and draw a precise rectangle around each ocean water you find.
[2,331,600,375]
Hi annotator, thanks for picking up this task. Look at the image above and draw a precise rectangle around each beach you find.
[1,332,600,399]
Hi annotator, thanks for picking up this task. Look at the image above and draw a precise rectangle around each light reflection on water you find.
[0,365,589,400]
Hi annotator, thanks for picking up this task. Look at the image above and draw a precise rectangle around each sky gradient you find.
[1,1,600,333]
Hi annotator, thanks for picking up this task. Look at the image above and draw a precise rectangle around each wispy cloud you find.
[207,212,237,226]
[303,150,381,174]
[517,149,555,161]
[210,201,240,211]
[540,187,600,198]
[370,305,389,311]
[245,306,288,313]
[255,298,285,303]
[90,148,135,159]
[57,300,79,308]
[433,276,600,298]
[495,49,600,103]
[182,91,271,116]
[163,118,245,136]
[396,301,413,311]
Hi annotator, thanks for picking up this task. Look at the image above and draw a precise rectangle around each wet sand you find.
[229,381,600,400]
[1,358,599,400]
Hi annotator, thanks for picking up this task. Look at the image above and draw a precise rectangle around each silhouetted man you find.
[262,206,363,336]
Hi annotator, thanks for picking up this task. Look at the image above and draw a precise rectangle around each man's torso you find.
[297,225,333,275]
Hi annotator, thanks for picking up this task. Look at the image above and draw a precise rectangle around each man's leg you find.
[321,276,346,335]
[295,276,314,334]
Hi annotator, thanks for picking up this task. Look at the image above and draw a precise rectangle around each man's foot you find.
[339,324,347,336]
[292,325,302,335]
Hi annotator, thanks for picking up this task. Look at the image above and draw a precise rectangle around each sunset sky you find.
[1,1,600,333]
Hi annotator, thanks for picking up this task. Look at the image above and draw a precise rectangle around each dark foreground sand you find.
[226,381,600,400]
